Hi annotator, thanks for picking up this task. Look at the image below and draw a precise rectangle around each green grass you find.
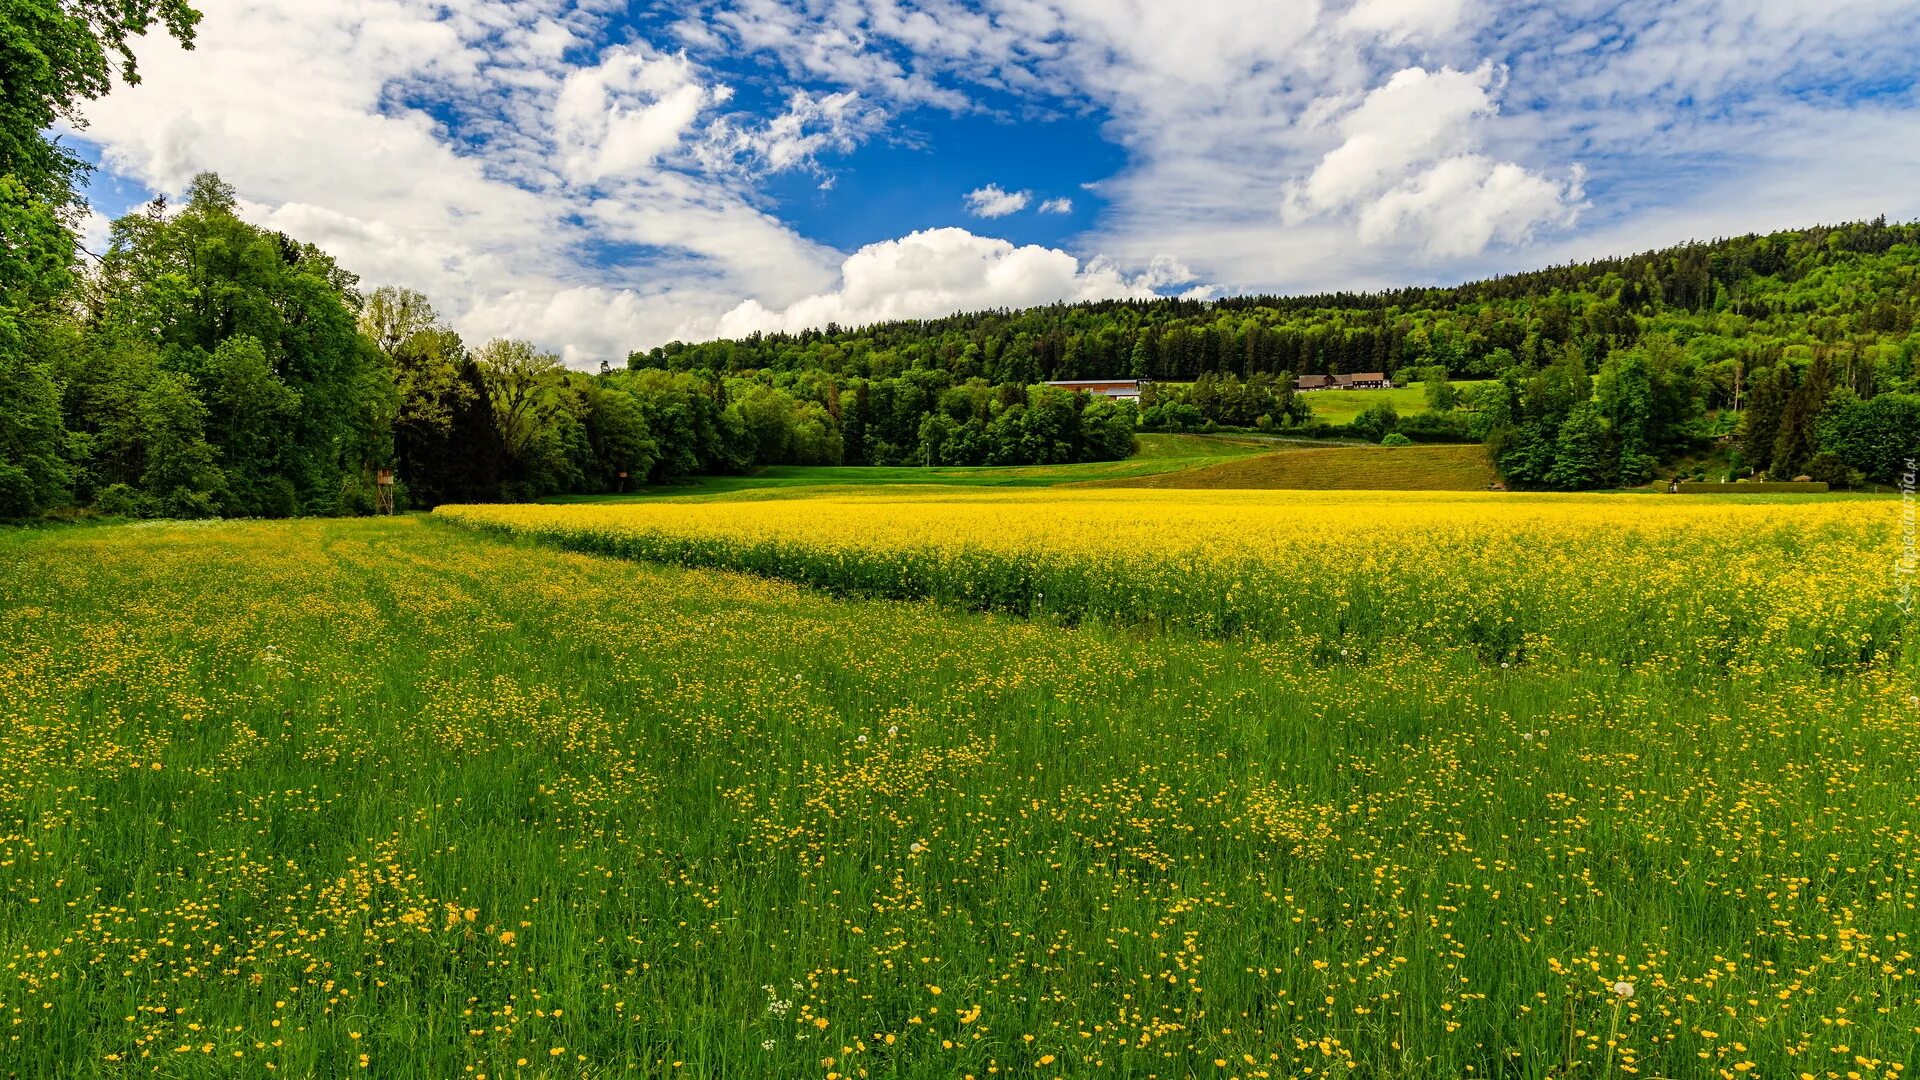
[539,433,1269,502]
[3,505,1914,1078]
[1092,442,1499,490]
[1302,381,1491,425]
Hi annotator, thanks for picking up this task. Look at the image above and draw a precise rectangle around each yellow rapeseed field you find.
[439,490,1911,675]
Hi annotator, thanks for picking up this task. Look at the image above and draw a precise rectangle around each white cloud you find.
[68,0,1920,360]
[1284,64,1585,251]
[553,47,721,184]
[1037,196,1073,214]
[1290,65,1501,217]
[682,0,1920,297]
[1336,0,1473,44]
[698,88,887,176]
[710,227,1162,337]
[77,208,116,257]
[1358,157,1584,256]
[73,0,844,366]
[963,184,1031,218]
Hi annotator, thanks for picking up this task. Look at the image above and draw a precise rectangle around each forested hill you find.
[636,218,1920,389]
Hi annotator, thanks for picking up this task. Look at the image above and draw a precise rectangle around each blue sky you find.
[67,0,1920,364]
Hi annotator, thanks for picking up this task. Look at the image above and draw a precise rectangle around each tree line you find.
[638,221,1920,489]
[4,174,1136,518]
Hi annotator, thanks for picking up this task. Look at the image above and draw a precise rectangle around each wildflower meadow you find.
[2,493,1915,1078]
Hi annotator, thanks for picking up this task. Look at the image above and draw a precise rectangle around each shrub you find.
[92,484,147,518]
[1805,451,1861,490]
[1381,432,1414,447]
[1349,403,1401,442]
[1397,411,1472,442]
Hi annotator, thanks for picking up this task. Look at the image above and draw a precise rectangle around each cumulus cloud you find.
[1290,65,1501,217]
[1358,158,1585,256]
[553,47,721,184]
[1285,64,1585,251]
[68,0,1920,360]
[709,227,1164,337]
[963,184,1031,218]
[73,0,845,366]
[683,0,1920,295]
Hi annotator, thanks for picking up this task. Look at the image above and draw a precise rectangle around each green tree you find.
[0,337,69,515]
[1545,402,1607,490]
[1817,393,1920,485]
[361,287,472,431]
[0,2,199,517]
[1740,365,1795,475]
[358,286,475,500]
[1769,356,1832,479]
[200,335,300,516]
[789,400,842,465]
[475,338,567,465]
[1080,397,1137,461]
[916,411,955,466]
[137,368,225,517]
[400,359,503,506]
[94,174,375,510]
[1596,349,1656,485]
[1350,402,1400,442]
[1421,365,1458,412]
[577,380,657,489]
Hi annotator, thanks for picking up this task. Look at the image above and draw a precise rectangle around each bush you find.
[1805,451,1861,490]
[93,483,146,518]
[1349,403,1401,442]
[1139,402,1204,433]
[1817,394,1920,485]
[1397,411,1472,442]
[0,464,36,519]
[1380,432,1414,447]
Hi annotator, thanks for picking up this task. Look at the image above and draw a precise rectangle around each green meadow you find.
[535,434,1271,501]
[1297,382,1493,425]
[1,491,1914,1079]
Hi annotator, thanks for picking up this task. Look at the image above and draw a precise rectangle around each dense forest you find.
[641,220,1920,489]
[2,3,1916,519]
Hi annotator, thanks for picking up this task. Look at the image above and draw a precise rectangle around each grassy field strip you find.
[436,491,1911,677]
[1299,381,1494,424]
[4,517,1918,1077]
[536,434,1275,502]
[1086,443,1499,490]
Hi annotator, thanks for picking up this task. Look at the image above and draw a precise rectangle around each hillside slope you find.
[1089,444,1498,491]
